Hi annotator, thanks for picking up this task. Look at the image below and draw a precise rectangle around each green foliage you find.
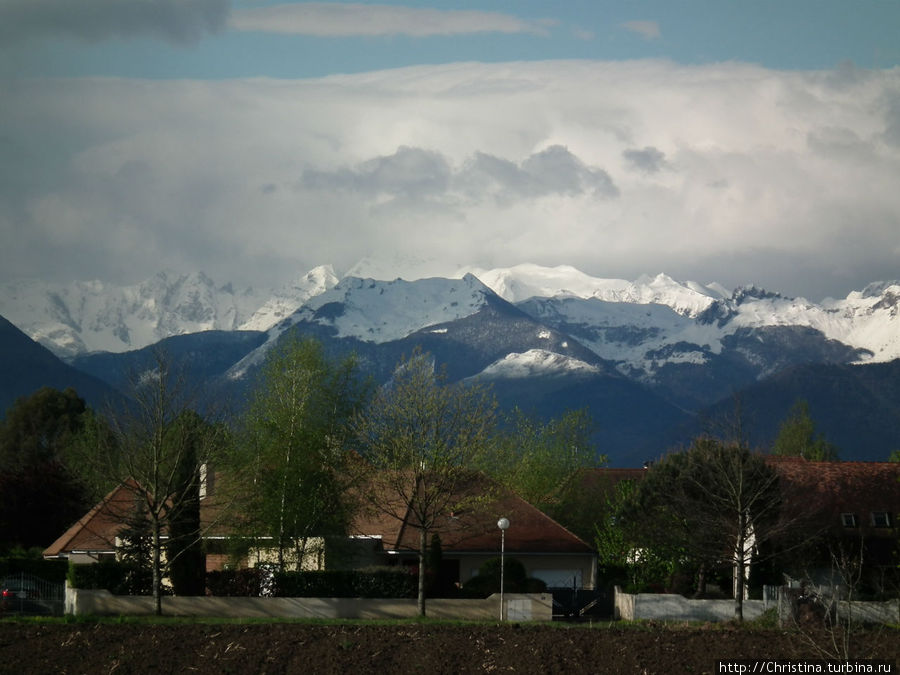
[68,560,151,595]
[166,411,207,596]
[205,568,266,597]
[772,399,840,461]
[487,407,603,509]
[0,386,86,469]
[591,477,686,592]
[229,335,369,571]
[627,438,782,613]
[351,347,499,615]
[0,387,93,550]
[0,557,68,582]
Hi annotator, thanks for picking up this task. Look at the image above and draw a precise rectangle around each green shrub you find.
[461,557,547,598]
[205,568,265,596]
[68,560,150,595]
[0,557,68,582]
[274,567,416,598]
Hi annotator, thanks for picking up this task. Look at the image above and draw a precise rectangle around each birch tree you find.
[232,336,367,571]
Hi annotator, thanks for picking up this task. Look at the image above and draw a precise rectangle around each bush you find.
[274,567,417,598]
[0,557,68,582]
[205,568,265,597]
[461,557,546,598]
[68,560,151,595]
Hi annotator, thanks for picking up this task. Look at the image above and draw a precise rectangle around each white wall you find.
[66,585,553,621]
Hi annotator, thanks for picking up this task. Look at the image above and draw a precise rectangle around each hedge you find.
[0,558,68,583]
[273,568,417,599]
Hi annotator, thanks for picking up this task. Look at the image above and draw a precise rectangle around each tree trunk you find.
[734,529,745,622]
[417,527,427,617]
[152,519,162,616]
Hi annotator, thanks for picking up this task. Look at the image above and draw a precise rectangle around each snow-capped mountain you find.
[226,273,510,379]
[464,264,728,317]
[0,267,335,357]
[2,262,898,374]
[238,265,339,332]
[4,262,900,463]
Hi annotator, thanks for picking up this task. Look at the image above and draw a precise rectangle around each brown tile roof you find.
[46,471,594,559]
[350,474,594,555]
[767,457,900,535]
[43,483,135,557]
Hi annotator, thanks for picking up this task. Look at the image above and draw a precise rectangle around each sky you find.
[2,1,900,301]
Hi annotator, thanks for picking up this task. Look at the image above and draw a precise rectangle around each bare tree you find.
[350,349,498,616]
[75,351,227,614]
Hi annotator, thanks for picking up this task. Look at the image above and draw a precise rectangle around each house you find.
[572,459,899,596]
[343,475,597,590]
[44,472,597,591]
[767,457,900,591]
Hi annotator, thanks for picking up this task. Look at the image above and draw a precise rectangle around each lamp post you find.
[497,517,510,621]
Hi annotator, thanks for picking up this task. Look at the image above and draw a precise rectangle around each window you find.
[871,512,892,528]
[841,513,858,528]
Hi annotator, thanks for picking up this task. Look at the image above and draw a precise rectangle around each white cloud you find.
[621,20,660,41]
[0,0,229,45]
[2,61,899,300]
[229,3,553,37]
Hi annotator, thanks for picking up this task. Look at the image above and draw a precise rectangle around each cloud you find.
[2,61,899,301]
[229,3,553,37]
[621,20,660,40]
[623,146,668,173]
[302,145,617,205]
[0,0,229,45]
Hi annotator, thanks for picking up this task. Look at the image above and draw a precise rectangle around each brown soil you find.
[0,621,897,674]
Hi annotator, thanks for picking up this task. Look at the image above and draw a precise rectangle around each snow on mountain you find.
[0,272,268,357]
[239,265,339,332]
[724,282,900,363]
[517,295,720,375]
[226,273,498,379]
[477,349,602,379]
[465,264,726,317]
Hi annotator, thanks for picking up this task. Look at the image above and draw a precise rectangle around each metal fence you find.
[0,571,65,616]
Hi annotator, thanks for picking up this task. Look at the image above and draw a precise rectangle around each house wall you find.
[65,585,553,621]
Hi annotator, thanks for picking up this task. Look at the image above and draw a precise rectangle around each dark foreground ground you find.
[0,621,897,674]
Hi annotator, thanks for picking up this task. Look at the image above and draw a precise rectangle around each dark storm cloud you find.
[623,146,668,173]
[301,145,618,203]
[302,146,453,200]
[0,0,230,45]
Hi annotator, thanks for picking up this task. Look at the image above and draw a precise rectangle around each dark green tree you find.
[0,387,92,551]
[772,400,840,461]
[165,411,209,596]
[629,438,783,620]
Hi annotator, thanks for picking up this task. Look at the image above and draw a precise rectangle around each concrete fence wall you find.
[615,587,899,625]
[614,587,769,622]
[836,599,899,624]
[65,584,553,621]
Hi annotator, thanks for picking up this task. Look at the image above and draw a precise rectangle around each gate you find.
[0,572,65,616]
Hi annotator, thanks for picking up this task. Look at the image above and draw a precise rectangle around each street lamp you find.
[497,517,510,621]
